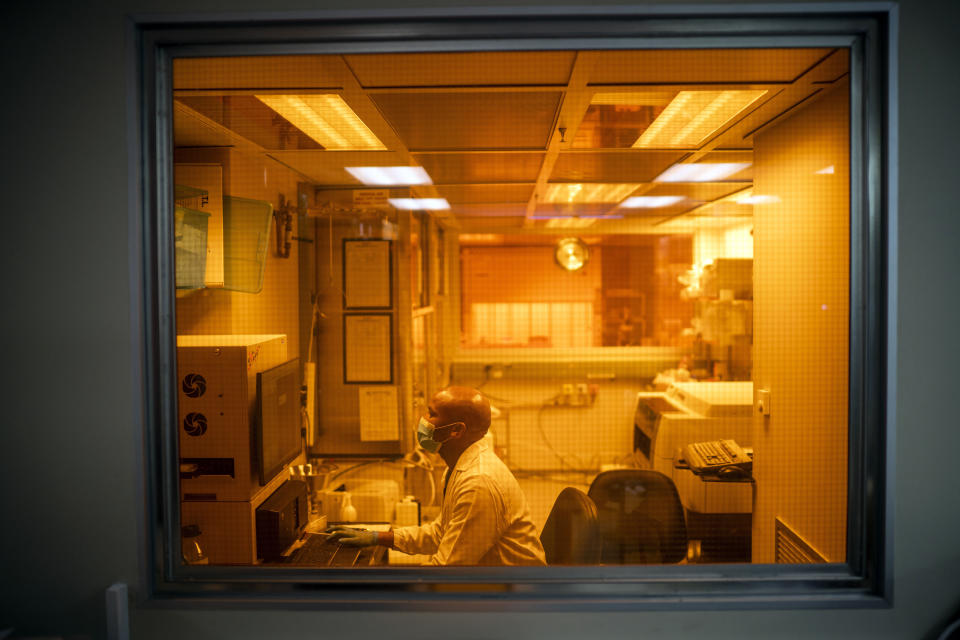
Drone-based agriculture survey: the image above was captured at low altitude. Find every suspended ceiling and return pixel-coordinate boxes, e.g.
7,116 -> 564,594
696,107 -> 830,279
172,48 -> 849,233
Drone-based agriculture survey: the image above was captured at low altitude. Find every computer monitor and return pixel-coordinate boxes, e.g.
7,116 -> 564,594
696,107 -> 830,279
256,358 -> 302,486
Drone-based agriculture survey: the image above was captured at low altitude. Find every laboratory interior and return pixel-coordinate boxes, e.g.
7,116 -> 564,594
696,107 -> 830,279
171,47 -> 850,568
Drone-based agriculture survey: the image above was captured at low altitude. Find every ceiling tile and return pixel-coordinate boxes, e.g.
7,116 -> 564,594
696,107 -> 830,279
267,150 -> 411,184
346,52 -> 576,87
174,56 -> 346,90
550,151 -> 685,183
436,184 -> 533,205
414,152 -> 544,184
370,92 -> 561,150
645,183 -> 748,201
533,203 -> 619,217
173,104 -> 235,147
452,204 -> 529,218
176,96 -> 323,150
590,49 -> 832,85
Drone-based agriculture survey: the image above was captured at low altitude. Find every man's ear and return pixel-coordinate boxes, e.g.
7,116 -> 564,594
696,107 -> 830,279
449,422 -> 467,438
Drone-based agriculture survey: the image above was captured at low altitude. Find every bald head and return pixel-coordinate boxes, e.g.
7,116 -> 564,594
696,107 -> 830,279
431,386 -> 491,436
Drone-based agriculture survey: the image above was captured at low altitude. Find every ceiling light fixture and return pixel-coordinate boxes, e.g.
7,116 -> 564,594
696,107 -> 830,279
554,237 -> 590,271
345,166 -> 432,186
633,90 -> 767,149
654,162 -> 752,183
544,183 -> 641,204
254,94 -> 387,151
388,198 -> 450,211
620,195 -> 686,208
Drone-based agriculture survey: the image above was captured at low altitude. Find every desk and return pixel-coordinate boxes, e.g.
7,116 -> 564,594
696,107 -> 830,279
673,469 -> 753,563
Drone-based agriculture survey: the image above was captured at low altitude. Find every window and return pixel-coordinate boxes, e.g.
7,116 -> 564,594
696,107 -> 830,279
135,6 -> 893,606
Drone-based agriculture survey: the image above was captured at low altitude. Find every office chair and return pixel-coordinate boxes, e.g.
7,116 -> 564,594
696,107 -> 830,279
587,469 -> 696,564
540,487 -> 602,565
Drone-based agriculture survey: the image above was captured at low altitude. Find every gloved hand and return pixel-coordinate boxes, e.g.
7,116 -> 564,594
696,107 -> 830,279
326,525 -> 379,547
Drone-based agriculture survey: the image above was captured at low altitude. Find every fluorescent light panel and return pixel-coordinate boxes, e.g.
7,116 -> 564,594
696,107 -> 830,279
544,183 -> 641,204
633,90 -> 767,149
655,163 -> 752,183
620,195 -> 685,208
388,198 -> 449,211
255,94 -> 386,151
346,166 -> 432,186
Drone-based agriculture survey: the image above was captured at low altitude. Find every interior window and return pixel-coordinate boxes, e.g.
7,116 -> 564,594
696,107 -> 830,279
171,47 -> 850,569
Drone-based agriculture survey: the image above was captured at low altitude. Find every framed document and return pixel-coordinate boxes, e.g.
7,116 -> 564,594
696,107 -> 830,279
343,313 -> 393,384
343,239 -> 392,309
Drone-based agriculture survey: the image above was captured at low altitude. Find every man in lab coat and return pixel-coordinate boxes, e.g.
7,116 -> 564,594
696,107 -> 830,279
328,386 -> 547,566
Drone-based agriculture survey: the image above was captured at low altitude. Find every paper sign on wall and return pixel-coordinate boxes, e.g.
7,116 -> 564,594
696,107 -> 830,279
358,386 -> 399,442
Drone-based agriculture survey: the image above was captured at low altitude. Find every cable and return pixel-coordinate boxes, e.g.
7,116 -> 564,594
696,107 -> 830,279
535,404 -> 593,471
318,454 -> 438,508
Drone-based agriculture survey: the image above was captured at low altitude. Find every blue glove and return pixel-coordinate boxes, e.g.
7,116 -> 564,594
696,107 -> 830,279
326,525 -> 378,547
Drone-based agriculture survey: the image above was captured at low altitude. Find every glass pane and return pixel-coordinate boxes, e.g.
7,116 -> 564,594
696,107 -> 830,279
170,47 -> 849,569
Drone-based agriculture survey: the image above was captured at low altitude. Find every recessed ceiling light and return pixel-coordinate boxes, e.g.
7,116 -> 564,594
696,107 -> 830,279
654,163 -> 752,183
633,90 -> 768,148
388,198 -> 449,211
345,166 -> 432,186
544,183 -> 641,204
620,195 -> 685,208
254,94 -> 386,150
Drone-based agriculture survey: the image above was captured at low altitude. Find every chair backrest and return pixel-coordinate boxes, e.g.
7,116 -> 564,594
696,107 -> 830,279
540,487 -> 601,565
587,470 -> 688,564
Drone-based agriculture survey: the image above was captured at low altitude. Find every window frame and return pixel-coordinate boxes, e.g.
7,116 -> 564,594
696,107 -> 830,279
130,3 -> 897,609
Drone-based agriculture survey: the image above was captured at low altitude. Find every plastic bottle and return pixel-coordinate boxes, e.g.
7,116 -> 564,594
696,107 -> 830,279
341,493 -> 358,522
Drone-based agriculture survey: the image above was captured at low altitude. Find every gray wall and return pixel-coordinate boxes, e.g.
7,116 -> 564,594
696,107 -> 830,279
1,0 -> 958,638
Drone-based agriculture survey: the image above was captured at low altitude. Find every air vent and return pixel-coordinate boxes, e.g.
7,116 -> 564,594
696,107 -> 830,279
775,517 -> 828,563
181,373 -> 207,398
183,412 -> 208,436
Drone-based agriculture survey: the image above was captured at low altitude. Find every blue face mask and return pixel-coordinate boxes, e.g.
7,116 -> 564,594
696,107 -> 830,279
416,417 -> 461,453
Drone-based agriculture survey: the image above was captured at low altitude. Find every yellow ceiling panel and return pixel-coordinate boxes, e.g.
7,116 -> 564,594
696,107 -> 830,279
370,92 -> 561,150
345,52 -> 576,87
413,152 -> 544,184
550,151 -> 685,183
643,182 -> 749,201
173,103 -> 235,147
590,48 -> 832,84
176,96 -> 323,150
435,184 -> 534,205
173,55 -> 346,90
454,204 -> 530,218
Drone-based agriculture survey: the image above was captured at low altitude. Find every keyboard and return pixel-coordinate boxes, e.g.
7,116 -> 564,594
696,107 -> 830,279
286,532 -> 383,567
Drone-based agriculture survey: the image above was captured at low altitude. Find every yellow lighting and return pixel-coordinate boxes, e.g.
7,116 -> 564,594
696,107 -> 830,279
255,94 -> 387,151
555,237 -> 590,271
544,183 -> 641,204
633,90 -> 767,149
544,217 -> 596,229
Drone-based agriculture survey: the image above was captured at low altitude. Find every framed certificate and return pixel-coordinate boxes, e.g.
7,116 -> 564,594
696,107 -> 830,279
343,313 -> 393,384
343,239 -> 392,309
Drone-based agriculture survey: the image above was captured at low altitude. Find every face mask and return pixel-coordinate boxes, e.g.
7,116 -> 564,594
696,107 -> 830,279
416,416 -> 460,453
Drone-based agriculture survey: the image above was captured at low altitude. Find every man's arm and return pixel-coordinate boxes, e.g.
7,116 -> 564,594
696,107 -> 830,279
428,478 -> 500,565
390,517 -> 443,556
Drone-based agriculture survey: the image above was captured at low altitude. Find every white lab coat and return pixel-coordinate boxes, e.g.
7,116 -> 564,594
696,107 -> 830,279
392,439 -> 547,566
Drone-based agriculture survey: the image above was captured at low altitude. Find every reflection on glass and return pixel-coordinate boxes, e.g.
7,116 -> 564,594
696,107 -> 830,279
169,47 -> 850,569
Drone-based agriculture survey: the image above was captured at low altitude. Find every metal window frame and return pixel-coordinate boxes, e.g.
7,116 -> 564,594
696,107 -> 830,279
128,2 -> 897,610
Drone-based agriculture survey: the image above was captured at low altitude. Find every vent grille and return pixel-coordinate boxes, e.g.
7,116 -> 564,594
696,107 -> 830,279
775,517 -> 828,563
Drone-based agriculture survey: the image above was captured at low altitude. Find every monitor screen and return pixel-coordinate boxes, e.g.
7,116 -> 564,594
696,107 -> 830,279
256,358 -> 302,486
